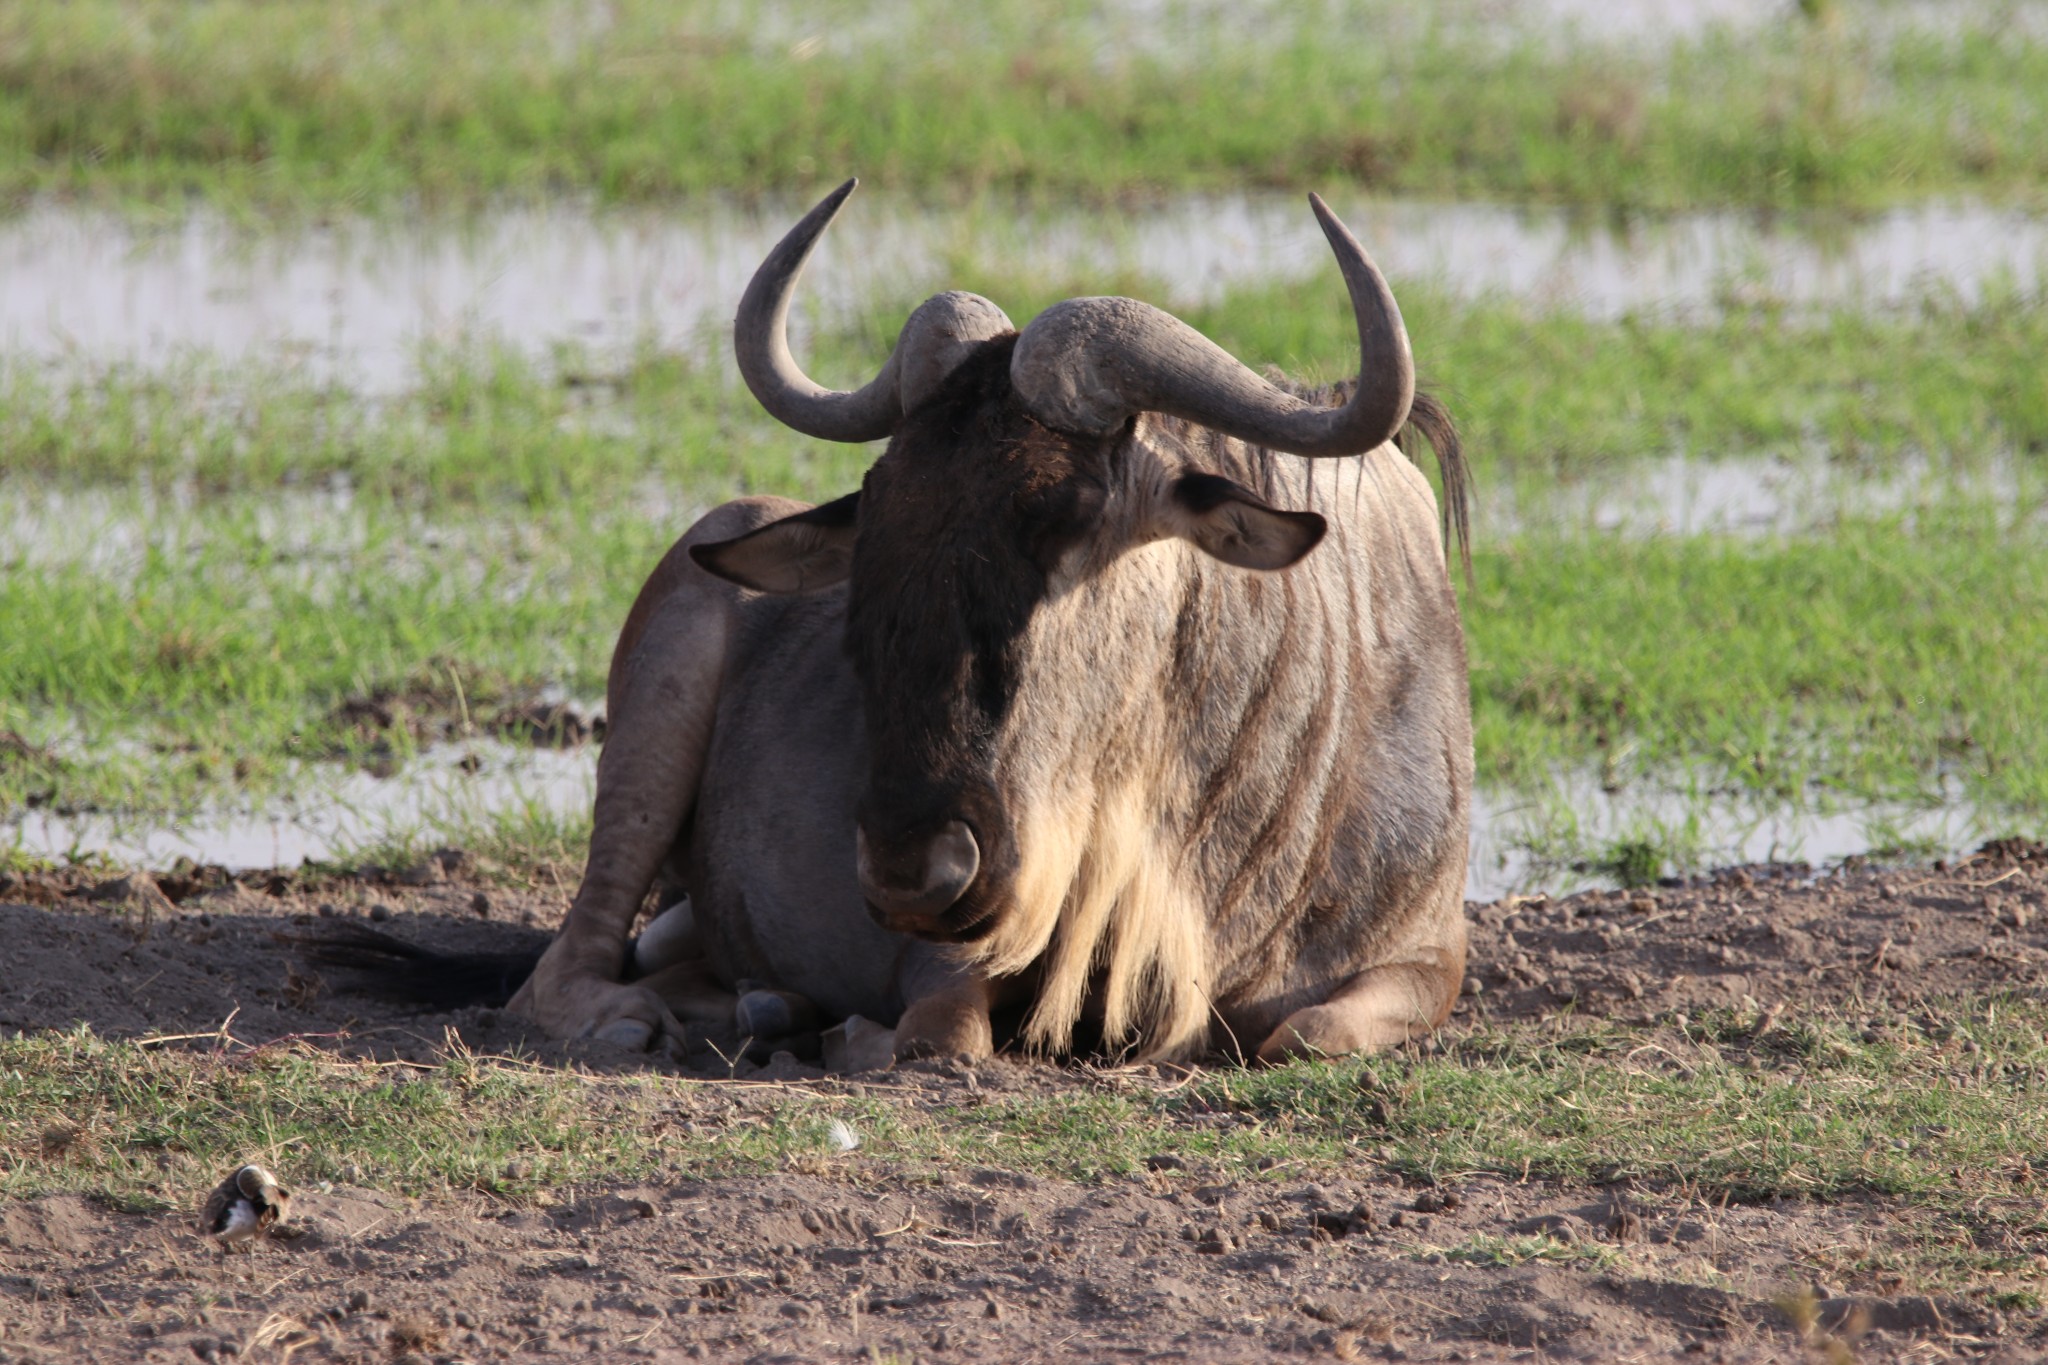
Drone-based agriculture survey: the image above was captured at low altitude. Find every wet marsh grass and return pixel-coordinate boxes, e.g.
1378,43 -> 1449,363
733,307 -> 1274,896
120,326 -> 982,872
3,997 -> 2044,1298
5,488 -> 2045,825
7,278 -> 2048,499
3,0 -> 2048,210
3,280 -> 2045,848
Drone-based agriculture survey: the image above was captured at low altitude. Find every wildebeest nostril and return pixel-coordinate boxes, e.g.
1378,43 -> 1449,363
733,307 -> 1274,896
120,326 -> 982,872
856,821 -> 980,922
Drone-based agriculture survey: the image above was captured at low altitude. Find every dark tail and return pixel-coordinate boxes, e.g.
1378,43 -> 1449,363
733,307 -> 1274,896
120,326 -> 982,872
292,922 -> 546,1011
1394,388 -> 1472,583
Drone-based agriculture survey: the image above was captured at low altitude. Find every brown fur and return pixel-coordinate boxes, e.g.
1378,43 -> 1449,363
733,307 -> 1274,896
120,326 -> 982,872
512,323 -> 1472,1069
831,345 -> 1473,1059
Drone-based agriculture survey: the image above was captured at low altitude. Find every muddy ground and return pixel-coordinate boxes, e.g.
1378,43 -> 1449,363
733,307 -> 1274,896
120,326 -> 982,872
2,842 -> 2046,1363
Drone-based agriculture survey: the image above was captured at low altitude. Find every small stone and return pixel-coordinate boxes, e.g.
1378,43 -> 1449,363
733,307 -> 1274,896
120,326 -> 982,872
470,890 -> 492,916
397,857 -> 446,886
1460,976 -> 1483,996
369,903 -> 392,922
1143,1154 -> 1185,1173
453,1312 -> 475,1329
347,1290 -> 370,1313
983,1299 -> 1003,1320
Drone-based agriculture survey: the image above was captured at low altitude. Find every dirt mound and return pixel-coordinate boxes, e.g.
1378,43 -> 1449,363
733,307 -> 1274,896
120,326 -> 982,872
1464,843 -> 2048,1026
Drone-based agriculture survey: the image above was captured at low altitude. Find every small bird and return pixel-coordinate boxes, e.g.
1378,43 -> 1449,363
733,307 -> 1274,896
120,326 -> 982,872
198,1164 -> 290,1251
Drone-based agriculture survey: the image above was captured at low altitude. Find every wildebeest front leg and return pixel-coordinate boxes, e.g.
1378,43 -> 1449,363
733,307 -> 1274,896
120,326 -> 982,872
1254,946 -> 1464,1063
509,498 -> 806,1056
892,943 -> 996,1062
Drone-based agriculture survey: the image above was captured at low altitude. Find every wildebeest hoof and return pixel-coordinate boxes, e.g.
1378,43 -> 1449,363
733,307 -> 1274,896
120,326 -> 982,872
594,1018 -> 655,1049
822,1014 -> 898,1074
734,989 -> 818,1039
629,899 -> 696,977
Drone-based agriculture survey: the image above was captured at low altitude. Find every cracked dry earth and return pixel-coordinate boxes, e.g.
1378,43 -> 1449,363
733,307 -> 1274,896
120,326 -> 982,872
3,840 -> 2046,1363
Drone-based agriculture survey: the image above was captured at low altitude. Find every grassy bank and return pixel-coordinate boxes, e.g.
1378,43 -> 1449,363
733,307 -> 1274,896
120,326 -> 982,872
2,1 -> 2046,210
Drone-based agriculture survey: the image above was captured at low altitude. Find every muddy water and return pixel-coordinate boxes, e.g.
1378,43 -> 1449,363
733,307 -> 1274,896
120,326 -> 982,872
3,740 -> 1994,903
725,0 -> 2041,62
1494,448 -> 2037,539
3,448 -> 2029,589
1468,771 -> 1994,901
3,197 -> 2042,391
6,743 -> 594,875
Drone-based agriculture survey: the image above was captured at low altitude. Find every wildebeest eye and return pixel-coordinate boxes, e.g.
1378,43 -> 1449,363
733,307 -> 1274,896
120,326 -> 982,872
1018,478 -> 1106,572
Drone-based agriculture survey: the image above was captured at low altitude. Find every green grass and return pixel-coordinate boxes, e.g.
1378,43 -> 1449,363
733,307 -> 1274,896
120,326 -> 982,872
4,999 -> 2044,1298
1468,503 -> 2048,814
4,488 -> 2045,825
2,0 -> 2046,210
2,282 -> 2046,842
7,279 -> 2047,499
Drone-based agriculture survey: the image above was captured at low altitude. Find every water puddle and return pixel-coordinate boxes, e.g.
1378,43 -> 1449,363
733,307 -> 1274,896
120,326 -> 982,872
1469,770 -> 1996,902
720,0 -> 2040,62
2,196 -> 2042,391
1492,448 -> 2037,539
6,444 -> 2030,589
3,742 -> 1995,905
6,743 -> 594,875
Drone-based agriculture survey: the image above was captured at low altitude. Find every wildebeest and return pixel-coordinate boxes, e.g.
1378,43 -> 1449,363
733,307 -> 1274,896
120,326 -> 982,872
507,180 -> 1473,1065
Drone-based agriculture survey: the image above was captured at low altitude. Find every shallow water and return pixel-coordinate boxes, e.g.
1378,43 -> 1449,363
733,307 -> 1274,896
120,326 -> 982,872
2,196 -> 2042,391
4,444 -> 2028,588
2,739 -> 1994,904
1493,448 -> 2036,539
6,742 -> 595,875
1468,771 -> 1994,902
719,0 -> 2043,62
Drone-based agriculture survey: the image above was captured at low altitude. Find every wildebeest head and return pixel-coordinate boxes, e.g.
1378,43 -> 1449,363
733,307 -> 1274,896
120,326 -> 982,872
693,180 -> 1418,1021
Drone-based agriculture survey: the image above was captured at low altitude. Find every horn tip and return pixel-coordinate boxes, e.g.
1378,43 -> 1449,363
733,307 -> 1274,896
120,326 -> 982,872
818,177 -> 859,214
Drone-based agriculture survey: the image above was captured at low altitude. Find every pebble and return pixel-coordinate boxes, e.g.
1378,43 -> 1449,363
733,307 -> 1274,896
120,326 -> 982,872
369,903 -> 392,922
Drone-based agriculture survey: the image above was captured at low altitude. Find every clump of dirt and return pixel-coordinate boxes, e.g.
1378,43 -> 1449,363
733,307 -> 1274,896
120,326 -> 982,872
323,672 -> 603,769
0,728 -> 66,809
1462,840 -> 2048,1025
2,842 -> 2046,1361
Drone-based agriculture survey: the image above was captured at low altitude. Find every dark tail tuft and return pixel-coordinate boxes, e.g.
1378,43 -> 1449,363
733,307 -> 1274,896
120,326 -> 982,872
292,923 -> 545,1011
1394,388 -> 1472,584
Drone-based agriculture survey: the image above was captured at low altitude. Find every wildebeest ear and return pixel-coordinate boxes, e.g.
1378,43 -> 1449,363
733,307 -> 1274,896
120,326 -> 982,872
1166,473 -> 1327,571
689,492 -> 859,593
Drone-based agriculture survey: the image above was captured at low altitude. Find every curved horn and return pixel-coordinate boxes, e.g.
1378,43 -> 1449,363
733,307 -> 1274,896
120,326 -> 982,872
1009,193 -> 1414,457
735,179 -> 1015,441
734,178 -> 902,443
